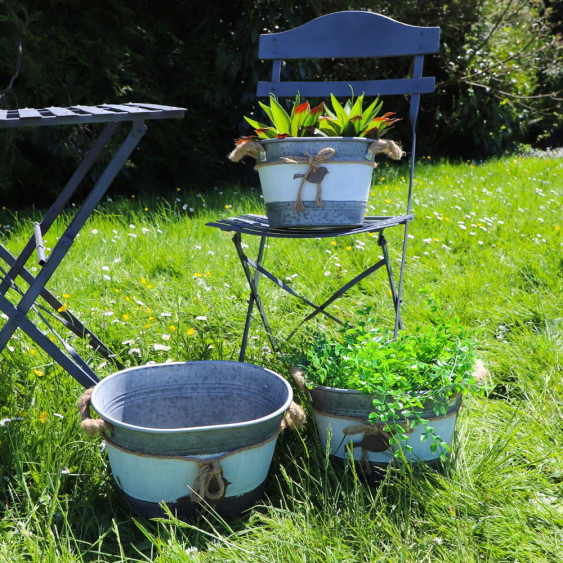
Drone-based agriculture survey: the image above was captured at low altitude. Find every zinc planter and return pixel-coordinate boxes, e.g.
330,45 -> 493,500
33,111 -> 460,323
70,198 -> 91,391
80,361 -> 293,519
255,137 -> 377,229
310,384 -> 462,478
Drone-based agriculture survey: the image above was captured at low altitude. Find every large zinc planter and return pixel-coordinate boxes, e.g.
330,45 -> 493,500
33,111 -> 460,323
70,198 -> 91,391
309,384 -> 462,478
255,137 -> 376,229
79,361 -> 293,518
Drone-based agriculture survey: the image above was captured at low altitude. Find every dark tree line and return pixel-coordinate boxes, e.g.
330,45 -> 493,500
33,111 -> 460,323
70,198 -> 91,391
0,0 -> 561,206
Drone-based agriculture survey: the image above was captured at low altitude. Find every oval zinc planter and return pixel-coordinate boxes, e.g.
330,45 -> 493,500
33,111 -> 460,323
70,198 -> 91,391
79,361 -> 293,519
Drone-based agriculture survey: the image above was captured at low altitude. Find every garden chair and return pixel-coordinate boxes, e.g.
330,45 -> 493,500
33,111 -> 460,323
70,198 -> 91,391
207,11 -> 440,361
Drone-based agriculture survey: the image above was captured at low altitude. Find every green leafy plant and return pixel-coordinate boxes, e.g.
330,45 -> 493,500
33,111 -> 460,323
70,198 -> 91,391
241,92 -> 400,140
318,93 -> 400,138
297,307 -> 487,458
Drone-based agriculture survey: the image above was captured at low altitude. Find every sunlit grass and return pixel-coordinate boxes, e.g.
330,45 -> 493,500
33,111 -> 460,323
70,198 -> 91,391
0,154 -> 561,561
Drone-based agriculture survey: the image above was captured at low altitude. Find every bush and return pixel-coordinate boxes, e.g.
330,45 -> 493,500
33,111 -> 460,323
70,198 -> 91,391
0,0 -> 560,206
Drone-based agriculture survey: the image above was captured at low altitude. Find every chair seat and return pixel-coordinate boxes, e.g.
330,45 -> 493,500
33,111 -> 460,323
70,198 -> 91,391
206,214 -> 414,239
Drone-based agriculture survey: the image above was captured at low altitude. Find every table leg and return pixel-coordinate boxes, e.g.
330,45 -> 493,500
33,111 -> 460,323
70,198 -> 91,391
0,245 -> 123,367
0,120 -> 146,385
0,122 -> 118,294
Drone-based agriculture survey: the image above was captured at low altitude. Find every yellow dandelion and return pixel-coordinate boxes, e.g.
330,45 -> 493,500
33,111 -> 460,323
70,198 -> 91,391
141,277 -> 147,284
147,284 -> 154,289
330,241 -> 337,246
146,307 -> 152,314
346,246 -> 352,251
149,316 -> 155,321
125,296 -> 130,302
194,272 -> 203,278
205,272 -> 211,277
380,177 -> 386,181
144,207 -> 149,211
169,325 -> 176,332
29,348 -> 37,356
123,314 -> 130,321
39,411 -> 48,424
385,198 -> 391,203
433,237 -> 440,242
186,327 -> 196,336
58,303 -> 68,313
176,187 -> 181,192
144,323 -> 152,329
555,225 -> 560,231
34,369 -> 44,377
63,293 -> 70,298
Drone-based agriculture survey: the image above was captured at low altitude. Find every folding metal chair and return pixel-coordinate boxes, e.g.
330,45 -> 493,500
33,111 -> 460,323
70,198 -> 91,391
207,11 -> 440,361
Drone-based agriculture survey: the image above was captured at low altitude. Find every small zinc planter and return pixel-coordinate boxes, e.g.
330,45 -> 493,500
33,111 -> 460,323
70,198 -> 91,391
255,137 -> 377,229
310,384 -> 462,477
79,361 -> 293,519
292,312 -> 487,480
228,93 -> 404,230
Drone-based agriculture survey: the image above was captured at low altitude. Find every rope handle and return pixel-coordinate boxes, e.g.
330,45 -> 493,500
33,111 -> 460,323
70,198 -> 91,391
77,387 -> 112,436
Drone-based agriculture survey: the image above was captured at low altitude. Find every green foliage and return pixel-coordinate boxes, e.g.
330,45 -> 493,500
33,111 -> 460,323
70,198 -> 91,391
298,303 -> 483,456
243,92 -> 400,139
319,93 -> 400,139
0,155 -> 561,560
244,93 -> 324,138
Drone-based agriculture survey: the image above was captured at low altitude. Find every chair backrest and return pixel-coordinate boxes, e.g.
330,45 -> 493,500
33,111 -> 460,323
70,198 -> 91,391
256,11 -> 440,213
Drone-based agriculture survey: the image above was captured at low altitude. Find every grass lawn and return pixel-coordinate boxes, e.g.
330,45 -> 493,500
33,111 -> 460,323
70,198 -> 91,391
0,152 -> 561,561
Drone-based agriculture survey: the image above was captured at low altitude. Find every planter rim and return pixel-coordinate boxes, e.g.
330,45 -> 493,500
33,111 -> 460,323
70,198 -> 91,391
90,360 -> 293,435
259,136 -> 372,145
311,383 -> 462,400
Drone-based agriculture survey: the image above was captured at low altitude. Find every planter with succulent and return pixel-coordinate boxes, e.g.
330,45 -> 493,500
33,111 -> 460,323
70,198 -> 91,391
291,312 -> 489,477
228,93 -> 404,229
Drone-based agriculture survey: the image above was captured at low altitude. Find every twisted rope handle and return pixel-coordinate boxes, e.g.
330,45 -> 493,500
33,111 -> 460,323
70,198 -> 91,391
190,458 -> 228,504
77,387 -> 112,436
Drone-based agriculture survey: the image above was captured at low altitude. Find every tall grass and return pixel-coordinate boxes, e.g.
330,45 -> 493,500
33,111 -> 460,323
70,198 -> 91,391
0,153 -> 561,561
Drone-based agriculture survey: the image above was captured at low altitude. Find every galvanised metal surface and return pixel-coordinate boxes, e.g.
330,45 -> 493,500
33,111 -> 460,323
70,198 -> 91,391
310,385 -> 461,419
90,361 -> 293,455
258,137 -> 375,163
265,200 -> 367,229
311,385 -> 462,464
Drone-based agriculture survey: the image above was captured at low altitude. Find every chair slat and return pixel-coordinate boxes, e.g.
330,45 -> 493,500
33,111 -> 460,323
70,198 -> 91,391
18,108 -> 44,119
257,77 -> 436,98
45,107 -> 79,117
259,11 -> 439,59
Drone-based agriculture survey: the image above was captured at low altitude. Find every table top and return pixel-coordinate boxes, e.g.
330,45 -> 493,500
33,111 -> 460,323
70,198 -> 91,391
0,103 -> 185,129
206,213 -> 414,239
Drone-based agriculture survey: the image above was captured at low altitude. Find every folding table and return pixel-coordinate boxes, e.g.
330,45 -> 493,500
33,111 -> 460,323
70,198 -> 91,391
0,103 -> 185,388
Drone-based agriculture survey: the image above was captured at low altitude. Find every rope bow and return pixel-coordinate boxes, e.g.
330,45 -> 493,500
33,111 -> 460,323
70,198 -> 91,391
281,147 -> 336,211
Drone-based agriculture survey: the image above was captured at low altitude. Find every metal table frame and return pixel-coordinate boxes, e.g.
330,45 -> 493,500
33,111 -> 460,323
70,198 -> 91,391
206,213 -> 413,361
0,103 -> 185,387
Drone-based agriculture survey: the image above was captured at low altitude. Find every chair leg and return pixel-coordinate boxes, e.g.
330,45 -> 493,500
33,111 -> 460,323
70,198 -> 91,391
233,233 -> 278,361
378,232 -> 403,336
